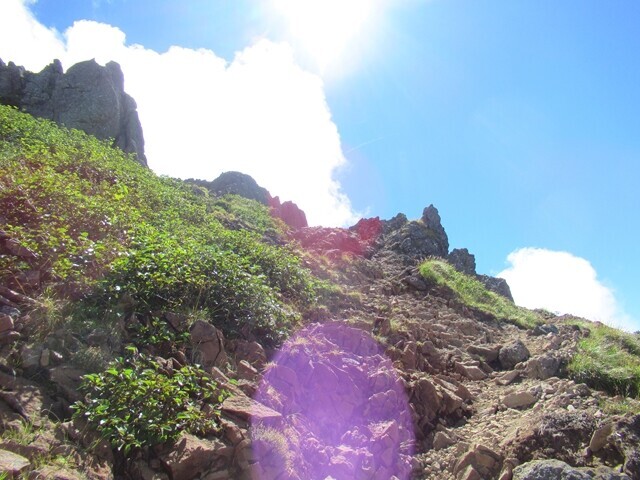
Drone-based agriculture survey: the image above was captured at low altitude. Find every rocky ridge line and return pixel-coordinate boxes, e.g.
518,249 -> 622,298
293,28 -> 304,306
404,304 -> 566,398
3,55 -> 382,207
0,58 -> 147,165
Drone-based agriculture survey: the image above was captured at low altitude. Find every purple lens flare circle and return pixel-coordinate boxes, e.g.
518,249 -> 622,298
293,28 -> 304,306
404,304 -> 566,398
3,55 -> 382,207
250,322 -> 415,479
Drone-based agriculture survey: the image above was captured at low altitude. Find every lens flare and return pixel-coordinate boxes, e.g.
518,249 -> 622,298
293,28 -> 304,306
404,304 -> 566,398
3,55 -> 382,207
250,322 -> 415,479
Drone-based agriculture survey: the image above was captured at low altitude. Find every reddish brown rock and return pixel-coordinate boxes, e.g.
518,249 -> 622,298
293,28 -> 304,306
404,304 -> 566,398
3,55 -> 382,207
220,395 -> 282,423
190,320 -> 227,368
269,195 -> 308,230
157,433 -> 227,480
0,449 -> 30,477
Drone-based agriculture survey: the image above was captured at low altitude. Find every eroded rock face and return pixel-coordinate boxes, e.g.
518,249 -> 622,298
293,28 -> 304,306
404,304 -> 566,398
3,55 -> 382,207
478,274 -> 514,301
0,58 -> 146,165
448,248 -> 476,276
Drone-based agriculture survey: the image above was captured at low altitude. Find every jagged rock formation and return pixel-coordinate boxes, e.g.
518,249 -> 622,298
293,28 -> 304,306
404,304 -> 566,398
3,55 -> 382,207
381,205 -> 450,262
448,248 -> 477,276
0,58 -> 146,165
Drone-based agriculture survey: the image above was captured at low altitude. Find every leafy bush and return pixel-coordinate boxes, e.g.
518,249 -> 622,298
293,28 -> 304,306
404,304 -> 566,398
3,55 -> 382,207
210,193 -> 284,236
73,347 -> 224,453
419,258 -> 540,328
567,320 -> 640,398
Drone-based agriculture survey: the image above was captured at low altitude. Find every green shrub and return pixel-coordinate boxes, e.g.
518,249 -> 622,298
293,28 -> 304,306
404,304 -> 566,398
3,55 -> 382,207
73,347 -> 224,454
567,320 -> 640,398
0,105 -> 318,346
419,258 -> 540,328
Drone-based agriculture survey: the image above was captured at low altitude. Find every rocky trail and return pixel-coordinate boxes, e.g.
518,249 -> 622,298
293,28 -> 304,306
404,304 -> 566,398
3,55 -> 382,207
1,204 -> 639,479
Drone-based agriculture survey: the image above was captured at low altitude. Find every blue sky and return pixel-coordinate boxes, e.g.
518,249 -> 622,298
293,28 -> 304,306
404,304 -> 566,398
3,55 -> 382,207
1,0 -> 639,331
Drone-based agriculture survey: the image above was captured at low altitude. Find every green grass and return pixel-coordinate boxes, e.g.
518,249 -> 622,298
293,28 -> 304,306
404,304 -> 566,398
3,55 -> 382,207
567,319 -> 640,398
0,105 -> 319,346
419,258 -> 541,328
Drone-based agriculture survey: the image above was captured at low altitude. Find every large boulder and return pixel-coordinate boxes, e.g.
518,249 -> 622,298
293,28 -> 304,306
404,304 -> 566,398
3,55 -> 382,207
0,58 -> 146,165
513,459 -> 630,480
499,340 -> 530,370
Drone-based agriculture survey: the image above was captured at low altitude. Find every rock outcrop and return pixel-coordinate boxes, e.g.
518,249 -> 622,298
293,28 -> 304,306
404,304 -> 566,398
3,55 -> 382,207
381,205 -> 449,262
0,58 -> 147,166
269,196 -> 308,229
448,248 -> 476,276
478,274 -> 514,302
193,171 -> 270,205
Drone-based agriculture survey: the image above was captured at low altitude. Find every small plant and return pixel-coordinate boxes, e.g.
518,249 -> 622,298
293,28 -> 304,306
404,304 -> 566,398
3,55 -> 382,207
128,315 -> 189,350
599,396 -> 640,415
251,425 -> 299,475
567,320 -> 640,398
419,258 -> 541,328
73,347 -> 225,454
0,417 -> 40,445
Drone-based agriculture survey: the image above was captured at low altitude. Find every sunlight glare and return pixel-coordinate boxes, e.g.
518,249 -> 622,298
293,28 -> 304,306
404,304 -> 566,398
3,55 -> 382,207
273,0 -> 375,73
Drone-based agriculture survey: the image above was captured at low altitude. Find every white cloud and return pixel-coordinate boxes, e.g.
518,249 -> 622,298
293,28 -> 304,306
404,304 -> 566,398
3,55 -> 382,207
0,0 -> 359,226
498,248 -> 638,332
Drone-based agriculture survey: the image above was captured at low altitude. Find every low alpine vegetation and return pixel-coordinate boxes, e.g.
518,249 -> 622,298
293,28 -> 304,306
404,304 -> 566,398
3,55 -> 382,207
73,347 -> 225,454
419,258 -> 540,328
567,319 -> 640,398
0,105 -> 318,346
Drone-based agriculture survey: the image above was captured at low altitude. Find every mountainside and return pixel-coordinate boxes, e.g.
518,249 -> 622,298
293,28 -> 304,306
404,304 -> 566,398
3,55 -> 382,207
0,59 -> 146,166
1,102 -> 639,480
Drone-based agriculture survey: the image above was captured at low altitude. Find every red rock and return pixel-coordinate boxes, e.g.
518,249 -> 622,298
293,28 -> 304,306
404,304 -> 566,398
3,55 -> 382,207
351,217 -> 383,242
269,195 -> 308,229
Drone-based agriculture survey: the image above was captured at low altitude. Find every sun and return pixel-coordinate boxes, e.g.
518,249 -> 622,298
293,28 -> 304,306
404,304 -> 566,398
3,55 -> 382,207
272,0 -> 377,74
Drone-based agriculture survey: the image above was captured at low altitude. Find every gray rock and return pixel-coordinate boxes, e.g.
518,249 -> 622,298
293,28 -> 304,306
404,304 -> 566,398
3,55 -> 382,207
189,171 -> 270,205
499,340 -> 531,370
524,354 -> 562,380
448,248 -> 476,275
502,391 -> 537,409
421,205 -> 449,254
513,459 -> 630,480
478,274 -> 514,301
0,58 -> 147,165
381,213 -> 408,235
383,210 -> 449,262
533,324 -> 560,336
433,431 -> 455,450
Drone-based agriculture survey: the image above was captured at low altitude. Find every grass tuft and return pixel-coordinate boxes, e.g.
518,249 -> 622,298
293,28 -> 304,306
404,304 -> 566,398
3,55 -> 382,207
419,258 -> 541,328
567,319 -> 640,398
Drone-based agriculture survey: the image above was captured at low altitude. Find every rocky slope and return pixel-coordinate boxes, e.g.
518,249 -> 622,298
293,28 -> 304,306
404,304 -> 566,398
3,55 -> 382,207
2,191 -> 638,479
1,87 -> 639,479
